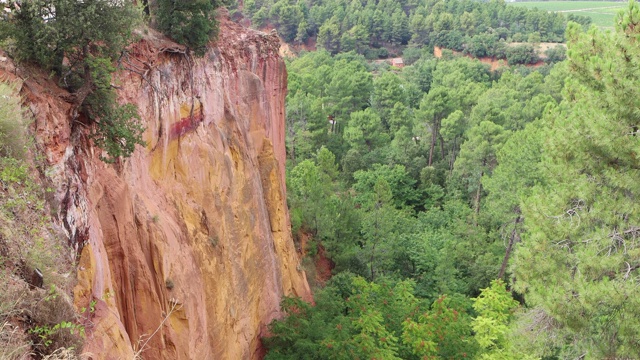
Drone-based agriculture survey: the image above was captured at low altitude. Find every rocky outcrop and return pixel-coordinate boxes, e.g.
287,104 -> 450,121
1,16 -> 310,359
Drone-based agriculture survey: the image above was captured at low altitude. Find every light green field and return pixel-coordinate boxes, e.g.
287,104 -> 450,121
509,1 -> 627,28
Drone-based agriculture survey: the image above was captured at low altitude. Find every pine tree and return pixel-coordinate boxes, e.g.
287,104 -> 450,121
513,3 -> 640,357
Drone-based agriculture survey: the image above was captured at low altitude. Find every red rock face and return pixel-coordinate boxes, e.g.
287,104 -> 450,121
2,18 -> 310,360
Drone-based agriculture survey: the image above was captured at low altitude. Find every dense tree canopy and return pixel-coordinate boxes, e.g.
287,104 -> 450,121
2,0 -> 637,357
269,1 -> 640,358
234,0 -> 588,59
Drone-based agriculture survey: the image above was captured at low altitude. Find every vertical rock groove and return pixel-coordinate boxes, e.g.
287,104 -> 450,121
1,17 -> 310,359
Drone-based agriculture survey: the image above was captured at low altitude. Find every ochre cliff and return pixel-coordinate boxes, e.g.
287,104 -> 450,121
0,17 -> 310,359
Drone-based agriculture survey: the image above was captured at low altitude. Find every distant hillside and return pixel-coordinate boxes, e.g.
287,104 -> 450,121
229,0 -> 589,58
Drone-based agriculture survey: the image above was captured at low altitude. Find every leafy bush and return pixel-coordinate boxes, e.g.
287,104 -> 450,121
363,47 -> 389,60
471,280 -> 520,358
82,56 -> 145,163
465,33 -> 499,58
544,45 -> 567,64
3,0 -> 144,162
6,0 -> 141,74
29,286 -> 84,357
156,0 -> 223,56
567,13 -> 593,29
506,44 -> 539,65
401,47 -> 425,66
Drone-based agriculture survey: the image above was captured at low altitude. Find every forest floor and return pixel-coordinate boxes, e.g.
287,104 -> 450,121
297,232 -> 334,289
433,45 -> 559,70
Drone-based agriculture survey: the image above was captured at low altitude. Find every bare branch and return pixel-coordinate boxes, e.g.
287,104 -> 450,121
132,299 -> 183,359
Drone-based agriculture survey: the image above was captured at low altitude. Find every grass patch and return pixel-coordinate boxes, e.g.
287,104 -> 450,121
512,1 -> 624,11
0,83 -> 27,159
509,1 -> 626,28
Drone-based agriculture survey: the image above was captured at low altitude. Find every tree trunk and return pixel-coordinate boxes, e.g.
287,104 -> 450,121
370,208 -> 380,281
370,242 -> 376,281
428,116 -> 438,166
449,137 -> 456,175
290,137 -> 296,163
498,216 -> 522,279
142,0 -> 150,16
70,45 -> 94,120
474,171 -> 484,223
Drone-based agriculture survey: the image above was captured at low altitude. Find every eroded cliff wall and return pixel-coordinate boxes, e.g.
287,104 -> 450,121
1,18 -> 310,359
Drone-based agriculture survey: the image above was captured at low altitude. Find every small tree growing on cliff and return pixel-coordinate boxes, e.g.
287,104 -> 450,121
2,0 -> 145,162
155,0 -> 223,56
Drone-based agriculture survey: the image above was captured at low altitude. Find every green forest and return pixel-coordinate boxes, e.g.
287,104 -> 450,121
232,0 -> 587,62
0,0 -> 638,358
259,0 -> 640,359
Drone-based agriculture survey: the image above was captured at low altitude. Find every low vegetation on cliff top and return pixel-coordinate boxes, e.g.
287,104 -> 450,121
156,0 -> 226,56
0,0 -> 223,163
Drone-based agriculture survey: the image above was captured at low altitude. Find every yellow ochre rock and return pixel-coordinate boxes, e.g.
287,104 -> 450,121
3,16 -> 310,360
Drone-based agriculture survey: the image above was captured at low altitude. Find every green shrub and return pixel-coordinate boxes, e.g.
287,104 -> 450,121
156,0 -> 223,56
0,157 -> 28,185
506,44 -> 539,65
3,0 -> 145,162
29,285 -> 84,357
401,47 -> 425,66
5,0 -> 141,73
81,55 -> 145,163
364,47 -> 389,60
544,45 -> 567,64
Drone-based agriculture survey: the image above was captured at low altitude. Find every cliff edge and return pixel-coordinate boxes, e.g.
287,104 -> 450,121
0,16 -> 310,359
